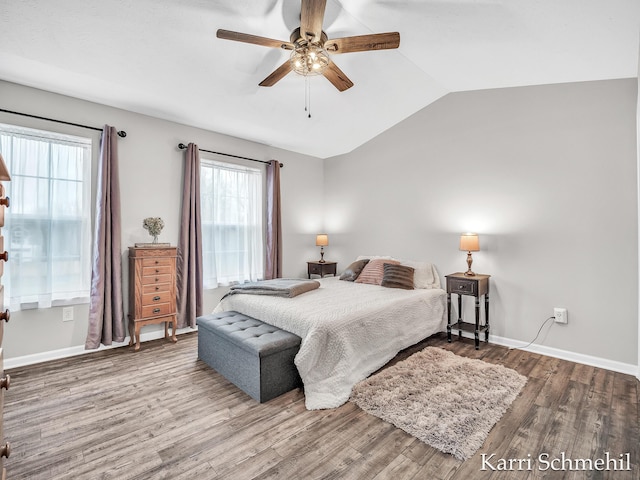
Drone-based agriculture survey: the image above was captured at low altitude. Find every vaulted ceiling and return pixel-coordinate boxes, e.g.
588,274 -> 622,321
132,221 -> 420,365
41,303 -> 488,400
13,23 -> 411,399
1,0 -> 638,158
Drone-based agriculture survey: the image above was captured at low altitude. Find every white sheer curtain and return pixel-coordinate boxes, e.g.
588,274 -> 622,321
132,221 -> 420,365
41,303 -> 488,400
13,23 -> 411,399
0,123 -> 92,310
200,159 -> 263,288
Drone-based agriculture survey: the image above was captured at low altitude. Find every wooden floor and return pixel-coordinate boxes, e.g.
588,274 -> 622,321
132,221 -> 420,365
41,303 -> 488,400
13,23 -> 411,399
3,332 -> 639,480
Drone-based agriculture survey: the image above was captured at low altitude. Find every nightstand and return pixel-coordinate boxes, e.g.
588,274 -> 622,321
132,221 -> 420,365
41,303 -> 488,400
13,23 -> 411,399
446,272 -> 490,350
307,261 -> 337,279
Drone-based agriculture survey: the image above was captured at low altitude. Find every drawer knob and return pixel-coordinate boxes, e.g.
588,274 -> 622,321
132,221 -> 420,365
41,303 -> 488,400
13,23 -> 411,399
153,296 -> 161,301
155,260 -> 159,264
156,269 -> 160,273
155,278 -> 159,282
0,374 -> 9,390
0,442 -> 10,458
155,286 -> 159,291
153,308 -> 161,314
0,309 -> 9,323
0,251 -> 8,262
0,196 -> 9,208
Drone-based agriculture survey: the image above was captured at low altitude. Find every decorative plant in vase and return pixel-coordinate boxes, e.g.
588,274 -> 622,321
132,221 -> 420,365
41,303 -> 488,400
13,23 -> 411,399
143,217 -> 164,244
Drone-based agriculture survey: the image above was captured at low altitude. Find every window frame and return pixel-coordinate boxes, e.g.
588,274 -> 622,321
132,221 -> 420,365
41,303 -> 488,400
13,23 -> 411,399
199,157 -> 265,289
0,122 -> 94,311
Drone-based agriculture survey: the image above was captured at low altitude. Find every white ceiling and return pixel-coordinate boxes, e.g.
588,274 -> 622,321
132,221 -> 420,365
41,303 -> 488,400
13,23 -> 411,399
0,0 -> 638,159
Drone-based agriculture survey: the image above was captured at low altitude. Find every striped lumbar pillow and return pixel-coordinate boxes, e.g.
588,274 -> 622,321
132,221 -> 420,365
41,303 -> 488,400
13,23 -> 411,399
381,263 -> 415,290
355,259 -> 400,285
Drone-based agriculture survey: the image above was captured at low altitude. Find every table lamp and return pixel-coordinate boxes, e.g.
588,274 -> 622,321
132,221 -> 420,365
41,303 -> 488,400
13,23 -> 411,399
316,234 -> 328,263
459,233 -> 479,276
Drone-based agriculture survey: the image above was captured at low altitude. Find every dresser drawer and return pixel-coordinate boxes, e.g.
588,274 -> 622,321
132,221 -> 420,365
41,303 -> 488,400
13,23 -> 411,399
0,237 -> 5,278
0,347 -> 4,473
142,282 -> 171,295
142,265 -> 173,276
142,257 -> 173,267
142,273 -> 172,285
142,291 -> 172,306
448,278 -> 476,295
0,286 -> 4,347
142,302 -> 173,318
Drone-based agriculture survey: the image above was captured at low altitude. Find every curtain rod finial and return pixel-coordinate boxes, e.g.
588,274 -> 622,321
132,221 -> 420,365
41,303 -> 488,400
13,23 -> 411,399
117,131 -> 127,138
178,143 -> 187,150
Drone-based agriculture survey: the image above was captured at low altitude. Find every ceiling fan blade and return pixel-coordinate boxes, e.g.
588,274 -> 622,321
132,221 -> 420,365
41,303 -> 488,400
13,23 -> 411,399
322,61 -> 354,92
325,32 -> 400,54
300,0 -> 327,42
217,29 -> 293,50
259,61 -> 293,87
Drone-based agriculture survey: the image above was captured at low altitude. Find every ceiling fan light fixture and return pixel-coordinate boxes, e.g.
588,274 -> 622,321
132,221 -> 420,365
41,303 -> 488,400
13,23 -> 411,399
290,44 -> 329,76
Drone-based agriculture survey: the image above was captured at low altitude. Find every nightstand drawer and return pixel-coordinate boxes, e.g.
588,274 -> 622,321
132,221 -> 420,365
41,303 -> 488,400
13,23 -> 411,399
308,264 -> 322,275
448,278 -> 476,295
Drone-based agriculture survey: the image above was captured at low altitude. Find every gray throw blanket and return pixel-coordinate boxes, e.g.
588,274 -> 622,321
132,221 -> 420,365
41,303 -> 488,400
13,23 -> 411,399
222,278 -> 320,299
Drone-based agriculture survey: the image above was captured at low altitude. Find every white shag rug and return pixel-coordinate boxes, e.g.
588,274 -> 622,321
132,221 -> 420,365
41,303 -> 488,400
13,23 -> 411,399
349,347 -> 527,460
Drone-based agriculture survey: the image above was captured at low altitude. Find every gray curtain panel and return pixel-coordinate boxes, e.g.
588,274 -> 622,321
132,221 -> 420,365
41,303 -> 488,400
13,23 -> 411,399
265,159 -> 282,279
177,143 -> 203,328
85,125 -> 125,349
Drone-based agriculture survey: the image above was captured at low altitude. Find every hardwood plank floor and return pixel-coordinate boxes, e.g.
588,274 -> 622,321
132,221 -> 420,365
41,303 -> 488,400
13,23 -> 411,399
3,332 -> 638,480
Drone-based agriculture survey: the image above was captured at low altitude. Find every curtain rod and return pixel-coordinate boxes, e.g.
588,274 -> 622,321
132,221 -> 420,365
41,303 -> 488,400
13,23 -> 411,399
0,108 -> 127,137
178,143 -> 283,168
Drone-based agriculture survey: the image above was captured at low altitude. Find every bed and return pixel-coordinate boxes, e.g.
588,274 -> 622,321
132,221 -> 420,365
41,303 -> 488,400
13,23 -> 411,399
213,271 -> 447,410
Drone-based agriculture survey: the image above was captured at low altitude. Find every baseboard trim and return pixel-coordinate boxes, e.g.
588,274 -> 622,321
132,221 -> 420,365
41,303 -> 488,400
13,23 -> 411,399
5,326 -> 198,370
451,329 -> 638,377
7,327 -> 639,378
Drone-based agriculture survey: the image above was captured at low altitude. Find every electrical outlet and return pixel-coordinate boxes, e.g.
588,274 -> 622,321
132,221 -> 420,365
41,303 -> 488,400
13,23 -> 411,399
554,307 -> 567,324
62,306 -> 74,322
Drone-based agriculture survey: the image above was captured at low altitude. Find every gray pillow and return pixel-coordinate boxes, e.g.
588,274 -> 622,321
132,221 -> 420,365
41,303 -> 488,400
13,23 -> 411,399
381,263 -> 415,290
339,259 -> 370,281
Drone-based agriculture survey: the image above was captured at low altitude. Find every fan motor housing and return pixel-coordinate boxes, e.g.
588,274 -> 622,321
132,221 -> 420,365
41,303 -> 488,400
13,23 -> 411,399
290,27 -> 328,48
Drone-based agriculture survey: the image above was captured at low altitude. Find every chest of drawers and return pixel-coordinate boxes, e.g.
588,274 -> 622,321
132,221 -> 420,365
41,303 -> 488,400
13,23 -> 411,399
128,246 -> 178,351
0,155 -> 10,478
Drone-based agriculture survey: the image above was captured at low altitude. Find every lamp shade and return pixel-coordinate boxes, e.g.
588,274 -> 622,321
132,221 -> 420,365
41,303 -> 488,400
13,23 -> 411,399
459,233 -> 479,252
316,234 -> 329,247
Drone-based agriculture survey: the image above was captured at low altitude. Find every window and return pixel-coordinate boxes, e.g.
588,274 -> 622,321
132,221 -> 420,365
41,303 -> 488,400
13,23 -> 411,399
0,123 -> 92,310
200,159 -> 263,288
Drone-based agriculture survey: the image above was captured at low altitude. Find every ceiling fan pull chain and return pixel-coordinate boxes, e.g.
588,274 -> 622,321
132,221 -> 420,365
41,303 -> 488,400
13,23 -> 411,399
304,76 -> 312,119
308,77 -> 312,118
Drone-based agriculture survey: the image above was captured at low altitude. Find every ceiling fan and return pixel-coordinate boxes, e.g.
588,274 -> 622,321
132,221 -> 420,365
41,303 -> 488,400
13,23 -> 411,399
216,0 -> 400,92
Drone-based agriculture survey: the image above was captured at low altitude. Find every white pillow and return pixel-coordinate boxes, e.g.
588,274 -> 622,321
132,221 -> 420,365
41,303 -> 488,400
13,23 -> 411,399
400,260 -> 441,289
356,255 -> 396,261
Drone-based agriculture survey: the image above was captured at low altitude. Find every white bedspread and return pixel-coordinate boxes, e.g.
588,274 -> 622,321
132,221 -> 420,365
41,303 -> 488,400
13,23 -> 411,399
213,277 -> 447,410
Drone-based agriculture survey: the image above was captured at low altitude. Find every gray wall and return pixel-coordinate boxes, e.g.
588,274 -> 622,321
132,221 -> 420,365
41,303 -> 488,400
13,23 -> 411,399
2,78 -> 638,368
0,80 -> 324,360
324,79 -> 638,365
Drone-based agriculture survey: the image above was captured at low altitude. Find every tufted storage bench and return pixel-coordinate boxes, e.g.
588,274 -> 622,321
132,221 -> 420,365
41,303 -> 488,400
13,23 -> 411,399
196,311 -> 302,403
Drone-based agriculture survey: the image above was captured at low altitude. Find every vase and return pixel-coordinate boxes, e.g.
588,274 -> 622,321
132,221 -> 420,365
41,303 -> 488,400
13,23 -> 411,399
152,235 -> 158,244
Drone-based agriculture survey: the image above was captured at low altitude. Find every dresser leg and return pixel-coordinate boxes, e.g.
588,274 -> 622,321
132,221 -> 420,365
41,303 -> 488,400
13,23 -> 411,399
170,317 -> 178,343
128,316 -> 134,347
134,324 -> 141,351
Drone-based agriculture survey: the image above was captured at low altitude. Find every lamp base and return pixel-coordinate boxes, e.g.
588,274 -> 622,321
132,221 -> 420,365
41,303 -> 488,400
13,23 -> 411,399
464,251 -> 475,276
319,246 -> 325,263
